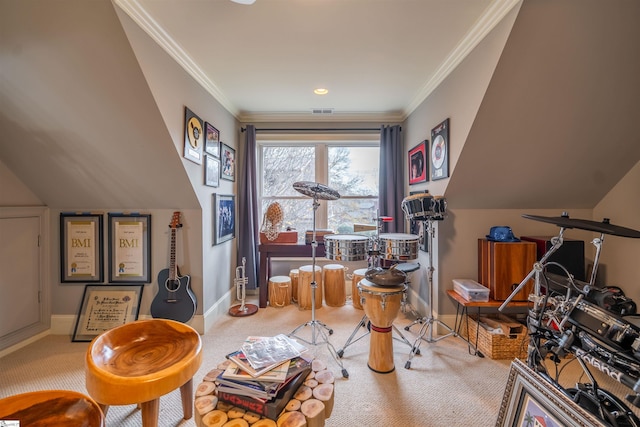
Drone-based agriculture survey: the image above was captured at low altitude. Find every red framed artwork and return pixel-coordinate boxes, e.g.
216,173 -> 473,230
408,140 -> 428,185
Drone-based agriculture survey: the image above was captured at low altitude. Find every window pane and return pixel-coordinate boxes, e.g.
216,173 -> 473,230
262,146 -> 315,197
328,146 -> 379,196
328,198 -> 379,234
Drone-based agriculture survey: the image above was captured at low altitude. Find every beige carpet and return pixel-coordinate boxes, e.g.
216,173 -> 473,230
0,300 -> 516,426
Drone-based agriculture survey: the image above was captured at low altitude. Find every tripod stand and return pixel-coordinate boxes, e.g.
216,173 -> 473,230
405,217 -> 455,369
288,181 -> 349,378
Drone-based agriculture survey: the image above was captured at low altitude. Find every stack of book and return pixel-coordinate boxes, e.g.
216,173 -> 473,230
215,335 -> 312,420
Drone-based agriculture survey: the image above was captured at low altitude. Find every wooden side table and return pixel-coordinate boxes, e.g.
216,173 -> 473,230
446,290 -> 529,357
258,244 -> 325,308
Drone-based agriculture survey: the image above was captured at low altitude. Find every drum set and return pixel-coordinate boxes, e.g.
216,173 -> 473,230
500,212 -> 640,426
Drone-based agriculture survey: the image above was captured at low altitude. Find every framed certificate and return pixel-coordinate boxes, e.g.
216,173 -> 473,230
108,213 -> 151,283
72,284 -> 143,342
60,213 -> 103,283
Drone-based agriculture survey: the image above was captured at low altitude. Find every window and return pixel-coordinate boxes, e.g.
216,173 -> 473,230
258,137 -> 379,243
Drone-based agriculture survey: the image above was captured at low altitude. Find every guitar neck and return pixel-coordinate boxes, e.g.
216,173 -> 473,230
169,227 -> 178,280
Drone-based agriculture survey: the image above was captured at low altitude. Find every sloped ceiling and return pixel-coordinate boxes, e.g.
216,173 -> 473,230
0,0 -> 198,209
446,0 -> 640,209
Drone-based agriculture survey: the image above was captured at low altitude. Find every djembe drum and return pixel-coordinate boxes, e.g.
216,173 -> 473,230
349,268 -> 368,309
323,264 -> 347,307
357,278 -> 407,373
298,264 -> 323,310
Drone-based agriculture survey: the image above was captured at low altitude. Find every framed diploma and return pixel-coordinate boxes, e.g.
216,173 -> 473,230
60,213 -> 104,283
72,284 -> 143,342
108,213 -> 151,283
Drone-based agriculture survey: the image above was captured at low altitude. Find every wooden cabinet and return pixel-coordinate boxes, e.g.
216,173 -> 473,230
478,239 -> 536,301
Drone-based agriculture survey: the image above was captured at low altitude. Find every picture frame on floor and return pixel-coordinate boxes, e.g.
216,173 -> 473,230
72,284 -> 143,342
496,359 -> 604,427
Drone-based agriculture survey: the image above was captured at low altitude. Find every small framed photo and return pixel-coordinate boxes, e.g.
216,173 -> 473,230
204,122 -> 220,157
408,141 -> 428,185
205,155 -> 220,187
72,284 -> 143,342
60,213 -> 103,283
430,118 -> 450,180
183,106 -> 204,164
214,194 -> 235,245
496,359 -> 604,427
221,143 -> 236,181
107,213 -> 151,283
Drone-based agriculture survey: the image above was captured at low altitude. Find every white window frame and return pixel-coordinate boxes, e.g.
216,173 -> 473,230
257,133 -> 380,230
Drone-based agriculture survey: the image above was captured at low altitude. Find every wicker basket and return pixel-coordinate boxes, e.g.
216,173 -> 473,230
460,314 -> 528,359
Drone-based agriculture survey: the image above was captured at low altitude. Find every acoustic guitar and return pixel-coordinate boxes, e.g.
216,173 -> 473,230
150,211 -> 197,323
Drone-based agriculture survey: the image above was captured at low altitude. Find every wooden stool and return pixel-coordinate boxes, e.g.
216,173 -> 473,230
85,319 -> 203,427
323,264 -> 347,307
349,268 -> 367,310
268,275 -> 292,308
298,264 -> 323,310
0,390 -> 105,427
289,268 -> 299,303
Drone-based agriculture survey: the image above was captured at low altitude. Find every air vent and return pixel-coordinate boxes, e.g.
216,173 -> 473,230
311,108 -> 334,115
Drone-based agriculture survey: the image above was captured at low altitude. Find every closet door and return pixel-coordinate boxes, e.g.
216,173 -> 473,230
0,210 -> 47,350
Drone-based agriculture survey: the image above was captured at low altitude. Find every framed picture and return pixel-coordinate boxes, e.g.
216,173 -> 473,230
107,213 -> 151,283
430,118 -> 450,180
184,106 -> 204,164
60,213 -> 103,283
204,121 -> 220,157
221,143 -> 236,181
205,155 -> 220,187
72,284 -> 143,342
214,194 -> 236,245
408,141 -> 428,185
496,359 -> 604,427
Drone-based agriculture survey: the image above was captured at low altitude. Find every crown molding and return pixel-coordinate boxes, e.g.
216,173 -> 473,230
238,110 -> 405,124
114,0 -> 239,117
404,0 -> 522,117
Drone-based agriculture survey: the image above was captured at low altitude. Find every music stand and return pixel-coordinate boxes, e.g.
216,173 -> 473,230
288,181 -> 349,378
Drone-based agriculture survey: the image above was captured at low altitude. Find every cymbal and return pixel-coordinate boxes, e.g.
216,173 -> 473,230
293,181 -> 340,200
522,214 -> 640,238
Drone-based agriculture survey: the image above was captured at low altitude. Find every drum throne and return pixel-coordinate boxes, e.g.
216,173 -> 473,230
85,319 -> 203,427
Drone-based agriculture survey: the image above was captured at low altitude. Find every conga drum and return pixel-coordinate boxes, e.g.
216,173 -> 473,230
268,276 -> 291,308
357,279 -> 406,373
323,264 -> 347,307
289,269 -> 299,303
298,265 -> 323,310
349,268 -> 367,310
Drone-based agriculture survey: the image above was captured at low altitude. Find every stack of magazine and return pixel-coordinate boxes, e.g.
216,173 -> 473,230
216,334 -> 313,420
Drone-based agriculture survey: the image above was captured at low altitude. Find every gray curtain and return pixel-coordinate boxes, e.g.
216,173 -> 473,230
238,125 -> 259,289
379,125 -> 404,233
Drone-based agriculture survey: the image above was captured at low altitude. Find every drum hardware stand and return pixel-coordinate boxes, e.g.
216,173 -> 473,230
337,313 -> 415,358
288,182 -> 348,378
229,257 -> 258,317
405,217 -> 456,369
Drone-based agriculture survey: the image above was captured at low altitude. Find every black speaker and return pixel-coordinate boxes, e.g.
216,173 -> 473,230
520,236 -> 585,281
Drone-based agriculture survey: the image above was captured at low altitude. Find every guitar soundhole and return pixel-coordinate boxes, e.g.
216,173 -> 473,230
165,279 -> 181,301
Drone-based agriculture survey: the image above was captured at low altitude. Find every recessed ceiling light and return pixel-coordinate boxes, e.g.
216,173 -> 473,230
314,88 -> 329,95
230,0 -> 256,4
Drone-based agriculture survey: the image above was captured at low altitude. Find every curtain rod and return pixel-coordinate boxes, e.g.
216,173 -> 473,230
240,127 -> 388,133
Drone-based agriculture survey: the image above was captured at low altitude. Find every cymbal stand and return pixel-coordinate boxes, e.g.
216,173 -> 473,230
289,194 -> 348,378
405,217 -> 455,369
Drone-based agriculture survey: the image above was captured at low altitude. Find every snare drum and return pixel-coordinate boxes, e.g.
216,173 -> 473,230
324,234 -> 370,261
358,278 -> 406,373
379,233 -> 419,261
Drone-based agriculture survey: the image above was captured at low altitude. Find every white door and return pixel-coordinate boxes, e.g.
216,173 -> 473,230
0,213 -> 44,349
